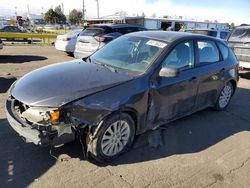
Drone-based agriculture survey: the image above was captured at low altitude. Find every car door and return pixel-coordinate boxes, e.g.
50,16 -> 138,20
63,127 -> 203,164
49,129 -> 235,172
193,40 -> 226,108
150,40 -> 199,126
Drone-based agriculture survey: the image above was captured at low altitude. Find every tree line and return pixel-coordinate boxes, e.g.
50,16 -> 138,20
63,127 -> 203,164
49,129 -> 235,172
44,5 -> 83,25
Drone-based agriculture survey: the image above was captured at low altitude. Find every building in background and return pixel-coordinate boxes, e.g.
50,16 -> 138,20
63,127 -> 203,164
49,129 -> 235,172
87,12 -> 229,31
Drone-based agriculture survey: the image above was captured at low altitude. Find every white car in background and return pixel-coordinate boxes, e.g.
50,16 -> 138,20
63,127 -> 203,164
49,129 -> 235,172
55,29 -> 83,56
0,39 -> 3,50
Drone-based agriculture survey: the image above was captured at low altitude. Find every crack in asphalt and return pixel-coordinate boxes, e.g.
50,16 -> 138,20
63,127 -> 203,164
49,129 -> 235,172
105,167 -> 133,188
204,157 -> 250,188
205,180 -> 218,188
227,157 -> 250,174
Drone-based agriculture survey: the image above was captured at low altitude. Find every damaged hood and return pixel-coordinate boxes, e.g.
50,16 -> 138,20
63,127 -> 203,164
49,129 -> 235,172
11,59 -> 133,107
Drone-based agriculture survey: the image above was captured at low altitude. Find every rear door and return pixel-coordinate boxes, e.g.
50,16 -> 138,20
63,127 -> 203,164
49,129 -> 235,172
194,40 -> 226,108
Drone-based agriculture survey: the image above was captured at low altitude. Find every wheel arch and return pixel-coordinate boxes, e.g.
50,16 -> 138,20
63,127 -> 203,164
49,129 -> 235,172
100,107 -> 139,134
228,79 -> 237,95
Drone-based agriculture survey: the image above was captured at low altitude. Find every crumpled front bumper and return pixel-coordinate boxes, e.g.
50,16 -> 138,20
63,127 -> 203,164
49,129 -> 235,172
5,99 -> 75,146
5,99 -> 51,145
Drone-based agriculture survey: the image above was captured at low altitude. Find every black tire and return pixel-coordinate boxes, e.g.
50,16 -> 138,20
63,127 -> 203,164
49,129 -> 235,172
215,82 -> 234,111
66,52 -> 74,57
87,113 -> 135,162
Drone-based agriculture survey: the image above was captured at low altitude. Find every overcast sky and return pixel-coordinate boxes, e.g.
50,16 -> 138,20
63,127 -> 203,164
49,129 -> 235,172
0,0 -> 249,25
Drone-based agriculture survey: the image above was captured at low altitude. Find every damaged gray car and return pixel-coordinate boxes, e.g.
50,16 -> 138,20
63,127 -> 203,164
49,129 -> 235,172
6,31 -> 238,162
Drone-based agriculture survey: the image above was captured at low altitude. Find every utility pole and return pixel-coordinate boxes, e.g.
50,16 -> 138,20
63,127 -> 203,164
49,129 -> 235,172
61,3 -> 64,14
27,5 -> 30,19
82,0 -> 85,21
15,7 -> 17,19
96,0 -> 99,18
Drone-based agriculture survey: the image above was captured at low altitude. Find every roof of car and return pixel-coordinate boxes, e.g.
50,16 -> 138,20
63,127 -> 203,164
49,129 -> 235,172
235,25 -> 250,29
127,31 -> 222,43
186,28 -> 229,32
90,24 -> 145,28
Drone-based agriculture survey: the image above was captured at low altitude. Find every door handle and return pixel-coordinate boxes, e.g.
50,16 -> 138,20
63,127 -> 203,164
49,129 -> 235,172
220,68 -> 226,73
189,76 -> 197,82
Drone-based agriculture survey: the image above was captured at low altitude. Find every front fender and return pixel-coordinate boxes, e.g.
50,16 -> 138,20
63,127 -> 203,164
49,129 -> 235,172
66,77 -> 150,134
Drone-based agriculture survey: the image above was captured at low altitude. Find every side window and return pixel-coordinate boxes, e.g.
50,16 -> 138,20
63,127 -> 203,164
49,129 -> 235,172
220,31 -> 229,40
115,27 -> 139,34
114,28 -> 126,34
197,40 -> 220,65
162,41 -> 194,71
217,43 -> 229,60
126,27 -> 139,33
209,31 -> 218,37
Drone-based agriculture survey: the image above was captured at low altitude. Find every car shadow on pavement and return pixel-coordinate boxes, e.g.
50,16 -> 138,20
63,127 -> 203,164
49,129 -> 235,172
0,77 -> 17,93
0,118 -> 84,188
239,71 -> 250,80
0,87 -> 249,187
109,87 -> 250,166
0,55 -> 47,64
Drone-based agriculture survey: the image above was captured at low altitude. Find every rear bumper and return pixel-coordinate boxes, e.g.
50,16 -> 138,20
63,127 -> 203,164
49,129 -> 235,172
239,61 -> 250,69
55,42 -> 75,53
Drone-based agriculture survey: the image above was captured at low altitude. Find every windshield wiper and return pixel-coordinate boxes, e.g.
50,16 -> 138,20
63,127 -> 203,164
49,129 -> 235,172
82,56 -> 92,63
93,61 -> 118,73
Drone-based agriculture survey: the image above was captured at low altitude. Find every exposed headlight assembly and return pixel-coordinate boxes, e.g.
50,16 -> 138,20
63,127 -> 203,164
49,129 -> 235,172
21,107 -> 61,125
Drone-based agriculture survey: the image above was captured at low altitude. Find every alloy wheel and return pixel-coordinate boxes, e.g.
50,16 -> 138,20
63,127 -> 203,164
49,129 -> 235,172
219,84 -> 232,109
101,120 -> 131,157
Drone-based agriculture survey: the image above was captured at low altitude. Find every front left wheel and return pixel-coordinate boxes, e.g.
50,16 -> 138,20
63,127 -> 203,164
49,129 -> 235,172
87,113 -> 135,162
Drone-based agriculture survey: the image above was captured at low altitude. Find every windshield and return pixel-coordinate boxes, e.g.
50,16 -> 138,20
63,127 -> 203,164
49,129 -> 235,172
90,36 -> 167,74
228,28 -> 250,42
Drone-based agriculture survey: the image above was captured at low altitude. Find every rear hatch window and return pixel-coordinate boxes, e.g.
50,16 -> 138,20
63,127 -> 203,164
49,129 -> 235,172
79,26 -> 110,36
228,28 -> 250,42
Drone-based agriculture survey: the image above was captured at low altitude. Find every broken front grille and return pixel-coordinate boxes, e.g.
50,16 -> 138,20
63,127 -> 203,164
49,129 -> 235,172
12,99 -> 34,126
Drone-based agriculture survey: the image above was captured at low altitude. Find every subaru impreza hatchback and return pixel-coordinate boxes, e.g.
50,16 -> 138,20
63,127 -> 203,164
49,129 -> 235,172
6,31 -> 238,162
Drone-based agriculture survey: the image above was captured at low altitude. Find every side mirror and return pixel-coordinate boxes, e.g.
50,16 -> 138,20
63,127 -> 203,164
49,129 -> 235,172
159,66 -> 179,78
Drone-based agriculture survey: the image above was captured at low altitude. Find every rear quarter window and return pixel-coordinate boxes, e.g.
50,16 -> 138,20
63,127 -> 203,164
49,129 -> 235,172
217,43 -> 229,60
79,26 -> 110,36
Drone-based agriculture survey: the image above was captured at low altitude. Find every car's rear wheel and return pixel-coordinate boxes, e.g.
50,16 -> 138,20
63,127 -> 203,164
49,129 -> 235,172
87,113 -> 135,162
215,82 -> 234,110
66,52 -> 74,57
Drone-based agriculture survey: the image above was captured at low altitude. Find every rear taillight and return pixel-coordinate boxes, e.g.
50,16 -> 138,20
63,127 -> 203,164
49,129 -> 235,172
62,38 -> 71,41
94,35 -> 106,42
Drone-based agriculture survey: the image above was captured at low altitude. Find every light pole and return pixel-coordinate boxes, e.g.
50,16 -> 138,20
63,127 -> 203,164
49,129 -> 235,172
41,7 -> 44,19
14,7 -> 17,19
96,0 -> 99,18
82,0 -> 85,21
